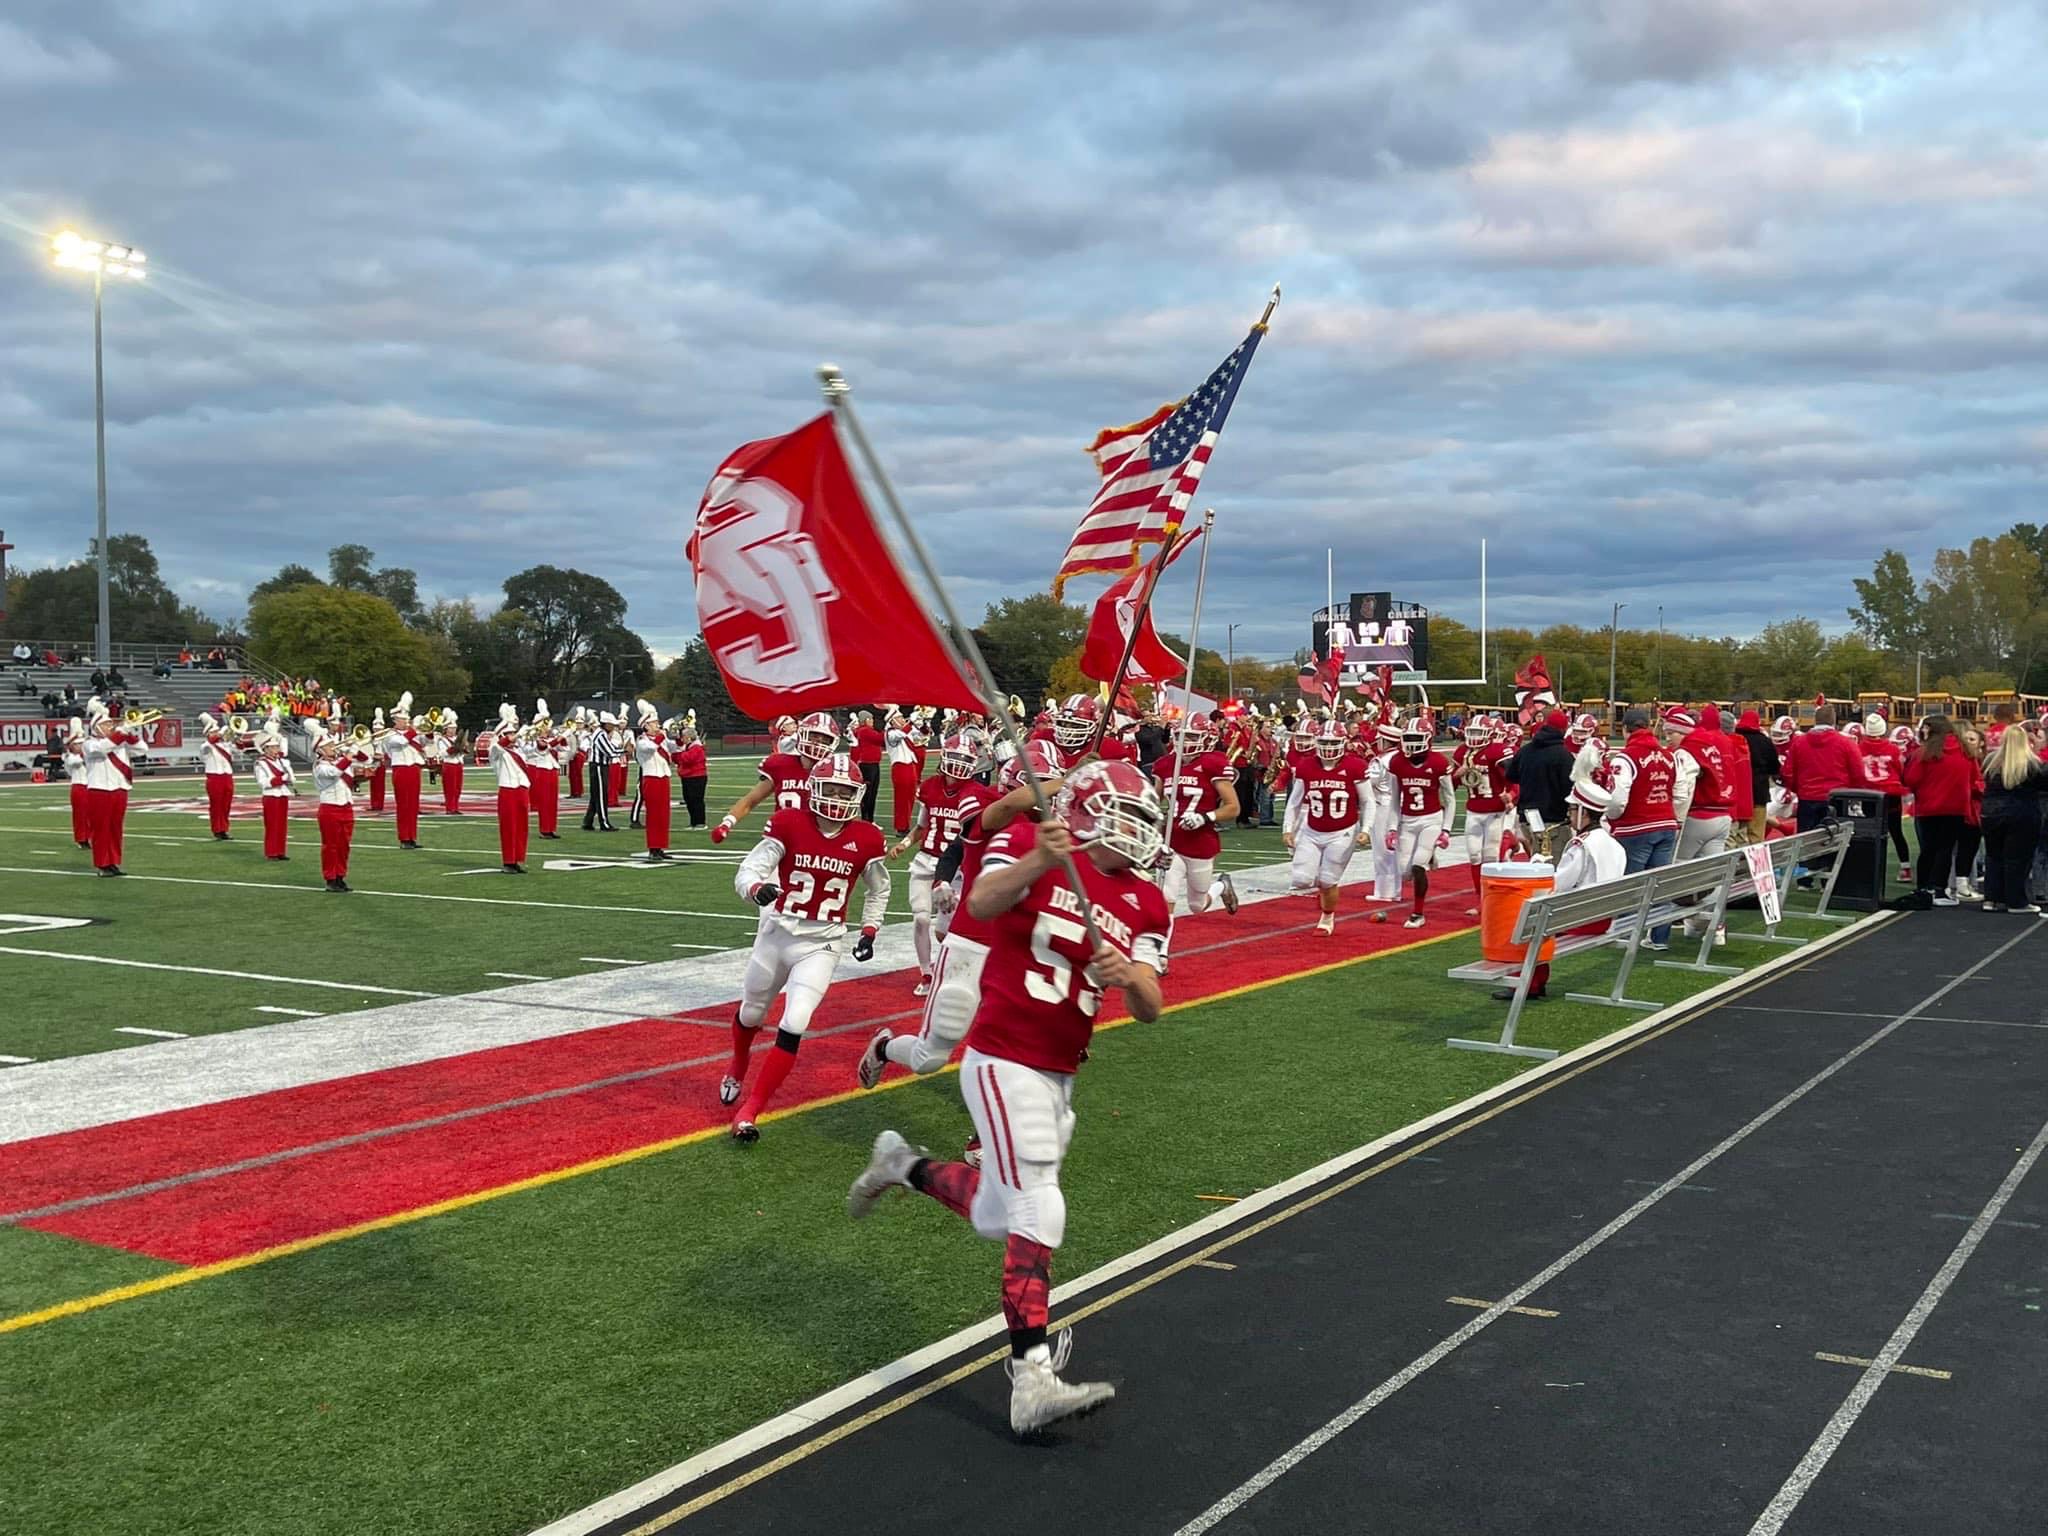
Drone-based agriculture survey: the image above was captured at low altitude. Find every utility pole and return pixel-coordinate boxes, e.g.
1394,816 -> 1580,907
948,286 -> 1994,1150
1608,601 -> 1626,713
1656,604 -> 1664,702
1226,623 -> 1240,699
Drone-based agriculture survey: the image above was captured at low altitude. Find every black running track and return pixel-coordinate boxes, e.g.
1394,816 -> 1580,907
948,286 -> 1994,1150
590,910 -> 2048,1536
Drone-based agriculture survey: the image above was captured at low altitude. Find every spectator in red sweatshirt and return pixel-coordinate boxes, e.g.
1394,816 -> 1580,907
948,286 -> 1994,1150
1903,715 -> 1982,905
1781,704 -> 1864,827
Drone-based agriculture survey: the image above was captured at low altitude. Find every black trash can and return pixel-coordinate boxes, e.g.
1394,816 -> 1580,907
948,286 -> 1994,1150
1826,788 -> 1889,911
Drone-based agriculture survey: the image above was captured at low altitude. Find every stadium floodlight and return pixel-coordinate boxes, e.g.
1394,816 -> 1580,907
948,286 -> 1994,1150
49,229 -> 148,668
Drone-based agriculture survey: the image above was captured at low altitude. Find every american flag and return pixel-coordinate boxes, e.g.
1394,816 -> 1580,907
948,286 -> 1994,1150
1052,325 -> 1265,597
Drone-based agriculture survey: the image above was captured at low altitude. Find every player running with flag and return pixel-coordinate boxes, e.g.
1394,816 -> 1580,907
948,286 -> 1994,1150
849,759 -> 1170,1435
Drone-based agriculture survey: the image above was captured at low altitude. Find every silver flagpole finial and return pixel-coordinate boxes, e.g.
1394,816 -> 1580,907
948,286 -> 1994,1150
817,363 -> 848,398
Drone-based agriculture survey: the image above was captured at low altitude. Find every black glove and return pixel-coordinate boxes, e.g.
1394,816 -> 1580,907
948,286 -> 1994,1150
751,883 -> 780,907
852,929 -> 876,962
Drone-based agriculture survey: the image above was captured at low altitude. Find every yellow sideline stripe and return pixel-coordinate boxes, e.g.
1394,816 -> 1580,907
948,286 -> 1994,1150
0,926 -> 1471,1337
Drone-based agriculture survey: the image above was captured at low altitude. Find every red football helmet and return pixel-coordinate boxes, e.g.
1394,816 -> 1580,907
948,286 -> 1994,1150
1053,693 -> 1103,751
997,736 -> 1063,792
1568,712 -> 1600,748
1315,720 -> 1348,767
1291,721 -> 1317,753
808,752 -> 863,821
1889,724 -> 1915,749
1769,715 -> 1796,745
1178,711 -> 1217,755
1400,718 -> 1430,759
1058,758 -> 1164,868
795,710 -> 839,763
1462,717 -> 1492,749
1843,719 -> 1864,740
939,731 -> 980,780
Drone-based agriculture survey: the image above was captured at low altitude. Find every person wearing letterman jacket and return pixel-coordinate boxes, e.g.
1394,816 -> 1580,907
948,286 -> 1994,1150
723,752 -> 891,1143
383,692 -> 426,849
1603,707 -> 1681,947
1670,705 -> 1734,945
489,702 -> 532,874
82,700 -> 139,876
632,699 -> 676,860
197,711 -> 245,840
309,723 -> 361,892
254,720 -> 296,861
63,717 -> 91,849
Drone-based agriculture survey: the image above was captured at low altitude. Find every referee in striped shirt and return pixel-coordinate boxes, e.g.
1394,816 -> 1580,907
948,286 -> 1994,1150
584,712 -> 619,831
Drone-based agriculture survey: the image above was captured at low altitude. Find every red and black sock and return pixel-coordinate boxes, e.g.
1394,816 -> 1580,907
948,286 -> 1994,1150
1412,867 -> 1429,915
908,1157 -> 978,1220
1002,1233 -> 1053,1357
735,1030 -> 798,1122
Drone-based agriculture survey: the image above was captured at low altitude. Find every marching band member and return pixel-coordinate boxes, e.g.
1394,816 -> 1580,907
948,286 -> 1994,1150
255,715 -> 295,861
82,701 -> 138,876
489,702 -> 531,874
584,711 -> 619,831
383,692 -> 425,849
607,715 -> 629,809
198,710 -> 244,840
725,752 -> 891,1142
524,699 -> 563,840
439,711 -> 465,812
367,707 -> 388,812
885,708 -> 921,835
310,724 -> 362,892
633,699 -> 675,861
63,718 -> 90,849
422,713 -> 446,788
565,707 -> 588,801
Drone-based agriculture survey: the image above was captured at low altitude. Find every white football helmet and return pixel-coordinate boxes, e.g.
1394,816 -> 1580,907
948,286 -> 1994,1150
1315,720 -> 1348,767
939,732 -> 980,780
808,752 -> 863,822
1058,758 -> 1164,869
795,710 -> 839,763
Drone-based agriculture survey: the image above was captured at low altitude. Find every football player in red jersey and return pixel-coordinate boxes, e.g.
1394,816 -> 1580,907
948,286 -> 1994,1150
1157,712 -> 1241,915
849,759 -> 1169,1436
711,710 -> 838,843
887,732 -> 996,995
1027,693 -> 1102,774
724,752 -> 890,1142
1381,718 -> 1456,928
1454,716 -> 1515,912
859,754 -> 1054,1095
1284,722 -> 1374,934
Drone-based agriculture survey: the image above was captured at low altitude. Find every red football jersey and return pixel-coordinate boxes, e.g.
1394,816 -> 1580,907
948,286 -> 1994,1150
1296,753 -> 1370,832
762,807 -> 886,927
966,820 -> 1170,1075
1455,742 -> 1512,813
1387,750 -> 1451,818
1160,748 -> 1233,858
943,807 -> 1003,946
1098,736 -> 1137,764
757,752 -> 811,811
916,776 -> 995,858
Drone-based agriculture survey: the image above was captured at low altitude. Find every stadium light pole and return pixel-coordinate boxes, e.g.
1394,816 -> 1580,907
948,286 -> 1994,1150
1226,623 -> 1241,699
51,230 -> 147,669
1656,604 -> 1664,702
1608,601 -> 1626,711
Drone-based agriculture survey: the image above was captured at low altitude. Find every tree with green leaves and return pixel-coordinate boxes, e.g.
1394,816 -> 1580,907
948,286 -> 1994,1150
648,637 -> 751,735
973,592 -> 1087,704
246,584 -> 469,709
501,565 -> 632,700
1848,549 -> 1924,655
249,564 -> 321,607
1733,618 -> 1825,701
11,534 -> 219,646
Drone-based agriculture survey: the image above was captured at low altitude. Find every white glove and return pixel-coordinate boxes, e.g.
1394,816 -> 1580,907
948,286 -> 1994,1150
1178,811 -> 1206,831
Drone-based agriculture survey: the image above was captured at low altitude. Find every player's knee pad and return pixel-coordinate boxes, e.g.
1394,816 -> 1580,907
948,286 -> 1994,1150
1008,1171 -> 1067,1250
898,1033 -> 952,1074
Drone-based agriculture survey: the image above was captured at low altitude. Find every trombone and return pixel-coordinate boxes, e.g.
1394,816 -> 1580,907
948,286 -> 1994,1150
123,707 -> 166,727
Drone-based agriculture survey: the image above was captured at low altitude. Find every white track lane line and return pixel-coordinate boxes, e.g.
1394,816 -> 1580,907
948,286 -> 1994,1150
112,1026 -> 187,1039
1168,920 -> 2043,1535
1746,1107 -> 2048,1534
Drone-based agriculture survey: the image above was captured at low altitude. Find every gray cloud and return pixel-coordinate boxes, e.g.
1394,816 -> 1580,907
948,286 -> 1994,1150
0,0 -> 2042,672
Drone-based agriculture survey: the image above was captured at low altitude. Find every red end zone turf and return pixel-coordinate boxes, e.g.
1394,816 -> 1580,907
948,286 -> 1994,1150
9,895 -> 1466,1266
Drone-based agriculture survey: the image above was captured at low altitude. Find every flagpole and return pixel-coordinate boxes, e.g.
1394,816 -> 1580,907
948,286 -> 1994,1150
1159,509 -> 1216,952
1084,285 -> 1279,754
818,365 -> 1103,949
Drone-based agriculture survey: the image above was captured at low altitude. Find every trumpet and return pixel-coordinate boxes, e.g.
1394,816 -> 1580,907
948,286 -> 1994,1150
123,707 -> 165,727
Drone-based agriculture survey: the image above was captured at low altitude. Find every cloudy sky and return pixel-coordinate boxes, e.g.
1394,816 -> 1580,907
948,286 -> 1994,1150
2,0 -> 2043,667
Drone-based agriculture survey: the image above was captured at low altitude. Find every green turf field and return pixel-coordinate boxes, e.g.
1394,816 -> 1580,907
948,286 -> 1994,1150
0,833 -> 1852,1536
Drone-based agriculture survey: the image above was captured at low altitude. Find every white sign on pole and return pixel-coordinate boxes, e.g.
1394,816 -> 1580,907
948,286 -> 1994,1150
1744,843 -> 1782,926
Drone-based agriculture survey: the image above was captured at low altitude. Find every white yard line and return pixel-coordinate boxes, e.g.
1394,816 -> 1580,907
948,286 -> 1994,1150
112,1026 -> 187,1039
579,956 -> 645,966
485,971 -> 549,981
0,945 -> 436,996
252,1006 -> 324,1019
0,1055 -> 34,1065
0,865 -> 762,920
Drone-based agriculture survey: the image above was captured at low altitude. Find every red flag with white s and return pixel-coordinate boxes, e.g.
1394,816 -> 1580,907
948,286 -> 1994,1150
689,414 -> 984,718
